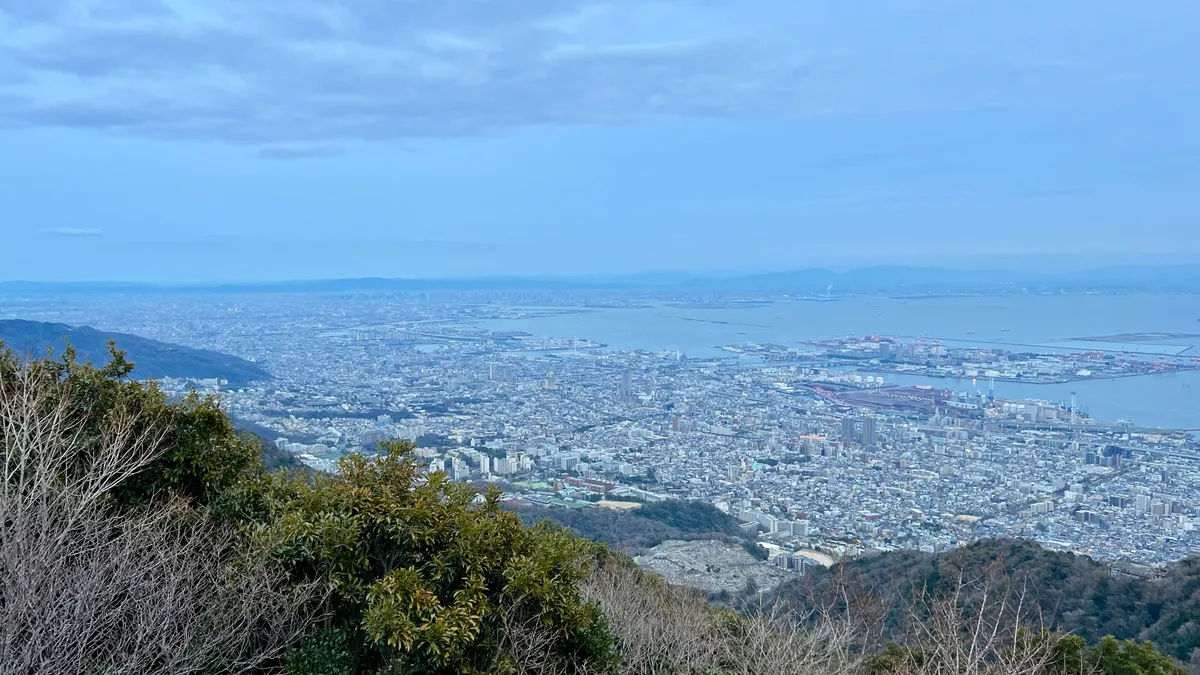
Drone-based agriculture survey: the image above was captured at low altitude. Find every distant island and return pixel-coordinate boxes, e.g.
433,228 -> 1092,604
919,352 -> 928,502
0,319 -> 271,385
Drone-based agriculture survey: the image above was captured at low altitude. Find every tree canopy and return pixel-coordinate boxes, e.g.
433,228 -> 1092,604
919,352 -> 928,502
0,339 -> 263,511
255,444 -> 618,675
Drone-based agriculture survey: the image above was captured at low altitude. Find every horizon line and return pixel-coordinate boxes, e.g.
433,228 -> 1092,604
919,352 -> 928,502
3,262 -> 1200,290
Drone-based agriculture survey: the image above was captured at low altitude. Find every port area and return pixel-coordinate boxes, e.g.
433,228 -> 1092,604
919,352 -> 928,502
796,335 -> 1200,384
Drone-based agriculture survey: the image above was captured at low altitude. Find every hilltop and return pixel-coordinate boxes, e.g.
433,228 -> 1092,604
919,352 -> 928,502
0,319 -> 270,385
778,538 -> 1200,664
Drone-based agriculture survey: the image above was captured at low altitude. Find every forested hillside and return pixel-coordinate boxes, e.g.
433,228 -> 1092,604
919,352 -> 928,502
780,538 -> 1200,665
0,319 -> 271,384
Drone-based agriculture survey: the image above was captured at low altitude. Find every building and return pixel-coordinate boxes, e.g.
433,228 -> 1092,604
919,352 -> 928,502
861,415 -> 878,447
756,512 -> 780,533
841,417 -> 858,443
774,551 -> 819,575
1029,500 -> 1055,515
493,456 -> 514,476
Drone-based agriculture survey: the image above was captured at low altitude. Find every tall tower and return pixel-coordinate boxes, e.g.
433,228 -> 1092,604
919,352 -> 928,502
841,416 -> 858,443
861,415 -> 878,447
1070,392 -> 1077,425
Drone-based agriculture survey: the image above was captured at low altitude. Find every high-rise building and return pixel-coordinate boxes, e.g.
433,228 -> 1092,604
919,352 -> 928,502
756,513 -> 780,533
861,415 -> 878,447
841,417 -> 858,443
619,370 -> 632,401
449,458 -> 468,481
493,456 -> 514,476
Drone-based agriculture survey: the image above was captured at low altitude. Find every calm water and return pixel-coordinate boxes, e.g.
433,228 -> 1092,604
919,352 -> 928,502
478,294 -> 1200,429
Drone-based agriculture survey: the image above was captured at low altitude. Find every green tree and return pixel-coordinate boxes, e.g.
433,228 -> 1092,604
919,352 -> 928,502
0,340 -> 263,512
1082,636 -> 1186,675
257,442 -> 618,675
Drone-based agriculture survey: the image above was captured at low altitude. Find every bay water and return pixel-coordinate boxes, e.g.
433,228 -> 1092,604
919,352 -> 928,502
478,294 -> 1200,429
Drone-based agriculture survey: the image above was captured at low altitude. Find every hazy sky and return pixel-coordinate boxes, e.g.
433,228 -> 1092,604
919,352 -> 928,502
2,0 -> 1199,282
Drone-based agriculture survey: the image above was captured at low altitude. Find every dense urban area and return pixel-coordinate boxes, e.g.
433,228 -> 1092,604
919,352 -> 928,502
3,290 -> 1199,576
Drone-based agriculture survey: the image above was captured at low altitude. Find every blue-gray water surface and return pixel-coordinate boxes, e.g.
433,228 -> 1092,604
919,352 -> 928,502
478,294 -> 1200,430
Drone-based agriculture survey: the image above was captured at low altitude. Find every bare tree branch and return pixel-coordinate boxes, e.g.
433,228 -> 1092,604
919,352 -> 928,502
0,365 -> 320,675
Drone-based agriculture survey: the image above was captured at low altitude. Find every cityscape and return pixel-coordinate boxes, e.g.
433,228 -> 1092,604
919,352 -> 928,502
5,0 -> 1200,668
4,289 -> 1198,573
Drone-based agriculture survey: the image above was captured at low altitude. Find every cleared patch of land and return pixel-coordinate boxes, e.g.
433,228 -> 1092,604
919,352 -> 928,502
634,539 -> 791,594
596,500 -> 642,510
792,549 -> 835,566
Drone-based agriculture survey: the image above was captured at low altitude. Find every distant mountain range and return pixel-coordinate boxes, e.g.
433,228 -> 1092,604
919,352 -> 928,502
2,264 -> 1200,295
0,320 -> 271,385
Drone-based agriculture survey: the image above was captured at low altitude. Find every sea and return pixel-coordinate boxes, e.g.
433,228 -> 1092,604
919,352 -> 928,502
476,293 -> 1200,430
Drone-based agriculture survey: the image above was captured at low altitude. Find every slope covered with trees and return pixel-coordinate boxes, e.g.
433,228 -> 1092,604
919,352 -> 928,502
0,319 -> 271,384
779,538 -> 1200,665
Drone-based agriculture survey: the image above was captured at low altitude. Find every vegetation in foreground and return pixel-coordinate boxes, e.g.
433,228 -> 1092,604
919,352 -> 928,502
781,537 -> 1200,666
0,341 -> 1191,674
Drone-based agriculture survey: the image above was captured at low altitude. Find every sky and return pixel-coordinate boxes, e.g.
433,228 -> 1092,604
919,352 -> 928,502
1,0 -> 1199,283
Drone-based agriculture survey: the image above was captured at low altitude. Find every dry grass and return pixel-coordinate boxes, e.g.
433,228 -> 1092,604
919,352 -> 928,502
585,556 -> 1088,675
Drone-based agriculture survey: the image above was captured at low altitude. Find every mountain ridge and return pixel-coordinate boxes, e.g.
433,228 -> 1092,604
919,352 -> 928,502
0,319 -> 271,385
5,264 -> 1200,294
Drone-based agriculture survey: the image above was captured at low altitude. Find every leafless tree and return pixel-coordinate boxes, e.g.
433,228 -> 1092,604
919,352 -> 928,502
883,569 -> 1079,675
584,553 -> 1099,675
722,595 -> 867,675
583,560 -> 726,674
489,597 -> 603,675
0,364 -> 320,675
584,560 -> 871,675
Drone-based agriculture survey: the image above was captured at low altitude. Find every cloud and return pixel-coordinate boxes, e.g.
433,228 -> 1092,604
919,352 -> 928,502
0,0 -> 1196,144
256,144 -> 342,159
123,234 -> 512,252
41,227 -> 103,237
394,239 -> 513,252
